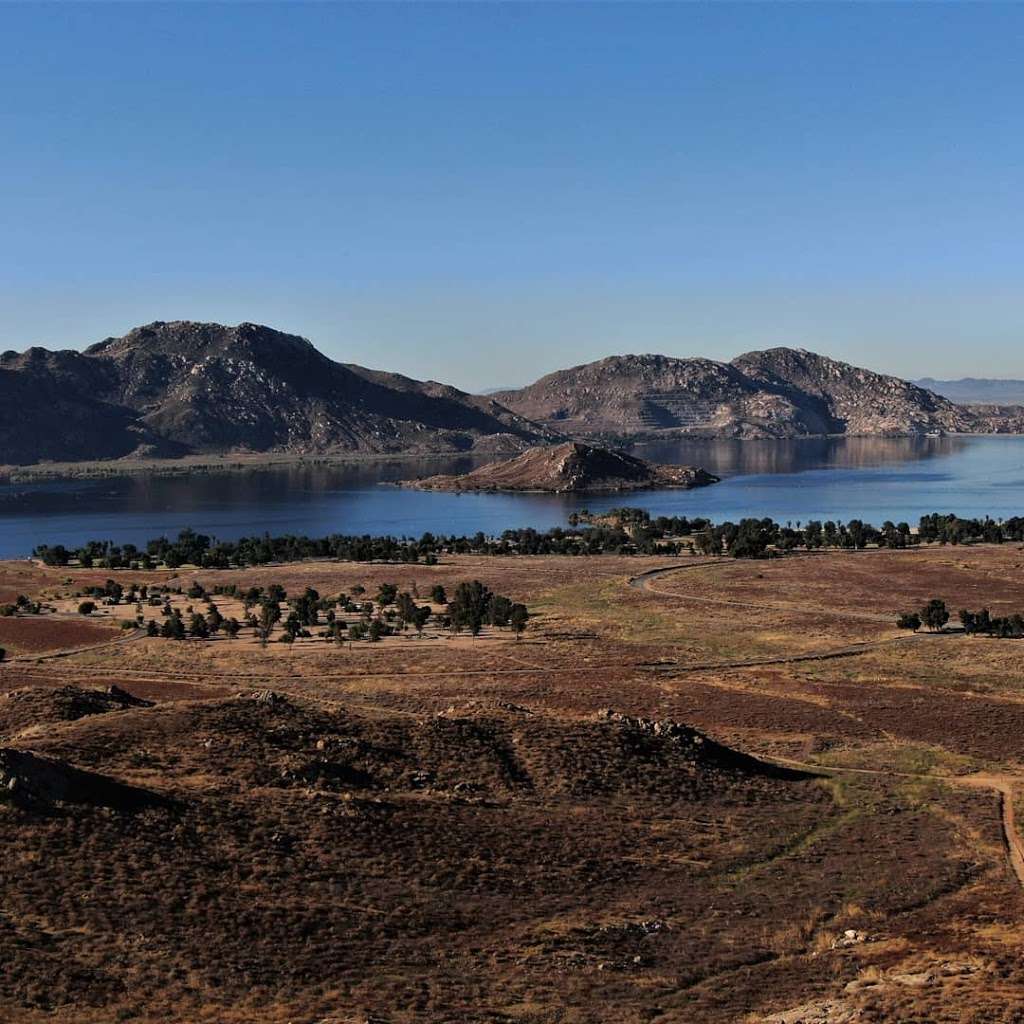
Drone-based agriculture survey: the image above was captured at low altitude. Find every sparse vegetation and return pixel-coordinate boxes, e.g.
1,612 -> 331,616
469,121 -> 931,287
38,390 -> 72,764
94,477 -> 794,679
3,543 -> 1024,1022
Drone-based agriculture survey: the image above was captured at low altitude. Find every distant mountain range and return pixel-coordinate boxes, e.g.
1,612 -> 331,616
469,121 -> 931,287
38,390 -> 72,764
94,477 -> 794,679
914,377 -> 1024,406
2,322 -> 1021,467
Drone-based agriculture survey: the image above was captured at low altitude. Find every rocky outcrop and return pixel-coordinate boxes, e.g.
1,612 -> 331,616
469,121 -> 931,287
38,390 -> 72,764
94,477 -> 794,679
494,348 -> 987,441
400,441 -> 719,493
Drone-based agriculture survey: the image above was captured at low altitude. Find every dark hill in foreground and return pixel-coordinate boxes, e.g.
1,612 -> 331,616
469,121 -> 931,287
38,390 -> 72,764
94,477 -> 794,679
0,688 -> 824,1021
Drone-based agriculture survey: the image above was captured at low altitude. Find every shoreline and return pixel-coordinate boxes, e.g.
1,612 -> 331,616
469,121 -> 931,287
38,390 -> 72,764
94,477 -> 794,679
0,450 -> 489,484
1,430 -> 1020,485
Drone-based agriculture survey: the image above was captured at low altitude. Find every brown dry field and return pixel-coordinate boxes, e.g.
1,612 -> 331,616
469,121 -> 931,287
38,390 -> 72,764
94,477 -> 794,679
2,546 -> 1024,1023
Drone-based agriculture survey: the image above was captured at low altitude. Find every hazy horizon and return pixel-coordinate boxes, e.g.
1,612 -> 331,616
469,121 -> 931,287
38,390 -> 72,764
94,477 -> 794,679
3,3 -> 1022,391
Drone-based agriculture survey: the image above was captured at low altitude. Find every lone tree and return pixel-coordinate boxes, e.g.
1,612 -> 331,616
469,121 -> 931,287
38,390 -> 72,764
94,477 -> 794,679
920,599 -> 950,632
256,599 -> 282,644
896,612 -> 921,632
395,592 -> 418,628
509,603 -> 529,639
78,601 -> 96,616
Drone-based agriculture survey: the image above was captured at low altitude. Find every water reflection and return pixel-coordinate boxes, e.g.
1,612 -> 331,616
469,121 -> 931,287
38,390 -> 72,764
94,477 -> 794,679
629,435 -> 966,478
1,436 -> 1021,557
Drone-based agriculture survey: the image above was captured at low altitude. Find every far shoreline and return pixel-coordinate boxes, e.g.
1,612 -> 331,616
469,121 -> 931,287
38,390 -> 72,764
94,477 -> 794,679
1,430 -> 1018,484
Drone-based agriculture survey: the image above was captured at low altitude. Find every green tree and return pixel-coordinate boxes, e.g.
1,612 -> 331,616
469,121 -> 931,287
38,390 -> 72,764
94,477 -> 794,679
395,591 -> 418,627
78,601 -> 96,616
448,580 -> 492,636
510,603 -> 529,639
896,612 -> 921,632
161,614 -> 186,640
413,605 -> 431,636
920,599 -> 950,632
257,599 -> 282,643
489,595 -> 513,628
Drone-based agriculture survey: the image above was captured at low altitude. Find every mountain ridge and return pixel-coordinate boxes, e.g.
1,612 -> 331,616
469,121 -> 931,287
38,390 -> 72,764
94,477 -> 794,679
494,347 -> 982,441
0,321 -> 560,464
1,323 -> 1014,467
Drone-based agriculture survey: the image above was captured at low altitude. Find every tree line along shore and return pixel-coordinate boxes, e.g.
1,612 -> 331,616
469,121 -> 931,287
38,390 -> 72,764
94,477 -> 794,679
27,511 -> 1024,571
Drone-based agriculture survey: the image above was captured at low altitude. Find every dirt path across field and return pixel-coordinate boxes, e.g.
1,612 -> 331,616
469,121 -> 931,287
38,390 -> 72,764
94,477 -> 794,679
630,559 -> 901,623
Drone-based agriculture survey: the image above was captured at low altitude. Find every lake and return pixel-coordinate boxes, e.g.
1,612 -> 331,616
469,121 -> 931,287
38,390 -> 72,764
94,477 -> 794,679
3,436 -> 1024,558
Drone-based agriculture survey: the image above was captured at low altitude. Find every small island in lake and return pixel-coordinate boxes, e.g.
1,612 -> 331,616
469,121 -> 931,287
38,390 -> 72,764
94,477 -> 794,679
400,441 -> 719,494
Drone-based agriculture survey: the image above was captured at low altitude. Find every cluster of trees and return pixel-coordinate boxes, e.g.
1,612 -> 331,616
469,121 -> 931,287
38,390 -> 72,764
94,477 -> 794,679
958,607 -> 1024,639
34,512 -> 1024,571
144,594 -> 241,641
0,594 -> 42,616
896,599 -> 950,632
141,577 -> 528,645
897,599 -> 1024,638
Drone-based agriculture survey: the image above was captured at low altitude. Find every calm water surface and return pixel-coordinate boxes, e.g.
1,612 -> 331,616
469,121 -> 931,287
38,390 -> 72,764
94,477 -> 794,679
2,436 -> 1024,557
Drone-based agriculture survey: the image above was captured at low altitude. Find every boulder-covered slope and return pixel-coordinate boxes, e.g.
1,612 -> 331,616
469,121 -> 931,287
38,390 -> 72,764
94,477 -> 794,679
402,441 -> 719,493
0,322 -> 559,464
494,348 -> 984,440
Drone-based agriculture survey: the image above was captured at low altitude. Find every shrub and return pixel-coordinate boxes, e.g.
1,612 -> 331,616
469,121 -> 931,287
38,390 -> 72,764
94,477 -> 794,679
78,601 -> 96,616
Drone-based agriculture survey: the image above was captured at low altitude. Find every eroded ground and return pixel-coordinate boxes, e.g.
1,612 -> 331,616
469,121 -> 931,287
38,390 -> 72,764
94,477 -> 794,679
2,546 -> 1024,1023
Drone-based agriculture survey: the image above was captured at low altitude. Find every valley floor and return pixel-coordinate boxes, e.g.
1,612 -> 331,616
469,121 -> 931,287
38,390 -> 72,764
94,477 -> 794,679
2,546 -> 1024,1022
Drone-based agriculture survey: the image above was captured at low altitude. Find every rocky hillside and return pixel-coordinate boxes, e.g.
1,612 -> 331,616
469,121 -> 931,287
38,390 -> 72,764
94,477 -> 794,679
494,348 -> 985,440
0,321 -> 558,465
402,441 -> 718,493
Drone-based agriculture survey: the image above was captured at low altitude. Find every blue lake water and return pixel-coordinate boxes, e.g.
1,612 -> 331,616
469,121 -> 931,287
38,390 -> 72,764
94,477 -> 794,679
2,436 -> 1024,557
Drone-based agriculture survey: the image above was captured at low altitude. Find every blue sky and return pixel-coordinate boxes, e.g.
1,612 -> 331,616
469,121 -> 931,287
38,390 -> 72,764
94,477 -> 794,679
2,3 -> 1022,390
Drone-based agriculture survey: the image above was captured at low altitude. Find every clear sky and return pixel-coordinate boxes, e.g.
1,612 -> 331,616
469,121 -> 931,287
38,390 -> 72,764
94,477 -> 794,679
2,2 -> 1022,391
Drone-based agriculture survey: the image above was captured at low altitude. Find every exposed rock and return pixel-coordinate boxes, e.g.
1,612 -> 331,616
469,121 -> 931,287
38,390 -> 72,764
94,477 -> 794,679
401,441 -> 719,493
495,348 -> 989,440
249,689 -> 288,706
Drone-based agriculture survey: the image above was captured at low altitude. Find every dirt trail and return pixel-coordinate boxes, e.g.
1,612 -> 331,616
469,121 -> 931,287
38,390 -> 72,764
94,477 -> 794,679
3,625 -> 146,664
764,755 -> 1024,889
630,560 -> 897,623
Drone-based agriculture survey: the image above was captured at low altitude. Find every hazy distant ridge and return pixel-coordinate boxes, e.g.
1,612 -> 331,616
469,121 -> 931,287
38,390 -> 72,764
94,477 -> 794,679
914,377 -> 1024,406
